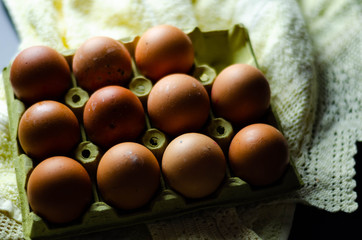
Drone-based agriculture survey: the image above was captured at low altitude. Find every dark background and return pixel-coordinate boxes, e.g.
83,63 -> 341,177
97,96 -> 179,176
289,141 -> 362,240
1,2 -> 361,239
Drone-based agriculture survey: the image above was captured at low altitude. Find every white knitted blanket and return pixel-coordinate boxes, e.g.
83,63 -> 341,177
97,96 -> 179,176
1,0 -> 361,239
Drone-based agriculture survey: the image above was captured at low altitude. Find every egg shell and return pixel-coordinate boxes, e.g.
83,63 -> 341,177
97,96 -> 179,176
211,63 -> 271,125
97,142 -> 161,210
147,73 -> 210,136
10,46 -> 72,105
73,36 -> 133,92
18,100 -> 81,161
162,133 -> 226,199
83,86 -> 146,149
135,24 -> 194,82
228,123 -> 289,186
27,156 -> 93,224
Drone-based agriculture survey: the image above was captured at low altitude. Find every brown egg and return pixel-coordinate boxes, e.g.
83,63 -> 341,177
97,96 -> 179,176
228,123 -> 289,186
147,73 -> 210,136
97,142 -> 160,210
135,24 -> 194,82
18,100 -> 81,161
162,133 -> 226,198
83,86 -> 145,149
10,46 -> 71,105
27,156 -> 93,224
73,36 -> 133,92
211,64 -> 271,125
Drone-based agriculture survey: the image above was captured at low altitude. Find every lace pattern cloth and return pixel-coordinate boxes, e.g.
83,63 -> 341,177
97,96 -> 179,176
0,0 -> 361,239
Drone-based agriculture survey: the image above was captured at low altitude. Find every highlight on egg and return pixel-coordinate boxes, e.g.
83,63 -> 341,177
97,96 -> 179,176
161,132 -> 226,199
135,24 -> 194,82
228,123 -> 290,186
73,36 -> 133,92
83,85 -> 146,149
97,142 -> 161,210
10,45 -> 72,105
147,73 -> 210,136
27,156 -> 93,224
18,100 -> 81,161
211,63 -> 271,125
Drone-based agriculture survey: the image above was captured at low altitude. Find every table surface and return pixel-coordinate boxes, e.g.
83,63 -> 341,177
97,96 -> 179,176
1,2 -> 361,239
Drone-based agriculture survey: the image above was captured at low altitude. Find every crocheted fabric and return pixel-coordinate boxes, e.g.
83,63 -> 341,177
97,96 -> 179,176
0,212 -> 23,240
1,0 -> 361,239
295,0 -> 362,212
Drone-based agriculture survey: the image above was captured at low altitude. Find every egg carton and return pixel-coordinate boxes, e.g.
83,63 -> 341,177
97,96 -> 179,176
2,24 -> 303,240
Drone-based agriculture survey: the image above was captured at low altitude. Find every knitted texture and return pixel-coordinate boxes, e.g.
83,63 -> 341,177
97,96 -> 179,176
296,0 -> 362,212
1,0 -> 361,239
0,212 -> 23,240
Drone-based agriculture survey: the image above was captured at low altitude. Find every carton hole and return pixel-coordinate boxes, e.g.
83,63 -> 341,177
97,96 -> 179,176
72,94 -> 81,103
150,137 -> 158,146
82,149 -> 91,159
135,84 -> 145,93
199,73 -> 209,82
217,126 -> 225,135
